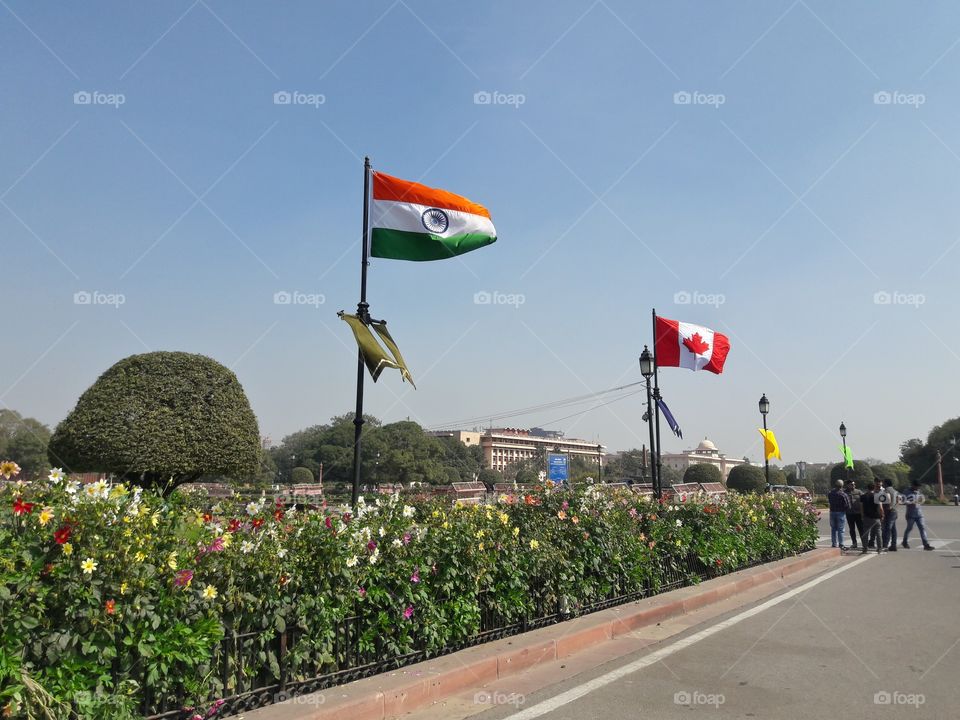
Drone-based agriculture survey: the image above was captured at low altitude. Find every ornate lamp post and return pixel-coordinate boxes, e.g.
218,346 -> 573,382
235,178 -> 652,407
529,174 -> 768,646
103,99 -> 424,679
839,422 -> 848,482
759,394 -> 770,489
639,346 -> 659,498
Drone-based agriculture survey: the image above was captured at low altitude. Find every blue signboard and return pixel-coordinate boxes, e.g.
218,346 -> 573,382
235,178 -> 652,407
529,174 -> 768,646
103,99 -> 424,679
547,453 -> 569,483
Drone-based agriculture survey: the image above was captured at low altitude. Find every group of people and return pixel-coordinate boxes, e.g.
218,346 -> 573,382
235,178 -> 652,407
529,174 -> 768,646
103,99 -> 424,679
827,478 -> 934,552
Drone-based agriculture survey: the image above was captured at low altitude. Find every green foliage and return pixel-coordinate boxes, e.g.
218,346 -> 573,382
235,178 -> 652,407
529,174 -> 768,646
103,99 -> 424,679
48,352 -> 261,494
1,469 -> 817,716
477,468 -> 502,489
870,463 -> 899,487
0,410 -> 51,480
900,417 -> 960,487
290,467 -> 314,484
727,464 -> 766,494
766,467 -> 786,486
830,461 -> 875,486
682,463 -> 723,486
604,449 -> 652,481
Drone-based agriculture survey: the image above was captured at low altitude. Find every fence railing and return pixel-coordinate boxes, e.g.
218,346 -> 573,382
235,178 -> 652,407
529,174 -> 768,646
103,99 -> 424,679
140,546 -> 807,719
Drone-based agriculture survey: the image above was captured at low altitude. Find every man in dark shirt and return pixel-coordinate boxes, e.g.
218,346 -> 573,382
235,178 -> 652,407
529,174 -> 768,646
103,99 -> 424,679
827,479 -> 850,549
844,480 -> 864,549
860,481 -> 885,554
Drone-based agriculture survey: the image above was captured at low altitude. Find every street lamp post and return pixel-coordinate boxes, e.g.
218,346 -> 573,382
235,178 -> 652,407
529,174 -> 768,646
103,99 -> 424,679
839,422 -> 848,482
639,346 -> 659,498
759,394 -> 770,490
596,443 -> 603,483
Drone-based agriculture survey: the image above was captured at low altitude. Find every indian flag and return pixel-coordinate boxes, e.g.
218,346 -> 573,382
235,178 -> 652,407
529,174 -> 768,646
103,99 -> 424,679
370,172 -> 497,261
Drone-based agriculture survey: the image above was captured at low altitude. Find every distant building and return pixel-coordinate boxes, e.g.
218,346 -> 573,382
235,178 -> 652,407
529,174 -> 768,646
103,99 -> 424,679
430,428 -> 604,474
661,437 -> 746,481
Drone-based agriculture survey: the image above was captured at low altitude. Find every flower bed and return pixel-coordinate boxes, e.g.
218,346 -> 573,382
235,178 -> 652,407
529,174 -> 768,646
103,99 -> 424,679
0,465 -> 818,719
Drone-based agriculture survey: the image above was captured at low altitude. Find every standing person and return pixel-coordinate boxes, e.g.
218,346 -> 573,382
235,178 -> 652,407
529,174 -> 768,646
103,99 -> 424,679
844,479 -> 864,549
859,482 -> 884,555
880,479 -> 899,552
902,482 -> 934,551
828,479 -> 850,549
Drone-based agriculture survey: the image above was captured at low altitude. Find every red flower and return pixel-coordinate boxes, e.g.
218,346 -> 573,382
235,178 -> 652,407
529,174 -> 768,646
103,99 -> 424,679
252,518 -> 264,529
227,519 -> 241,533
12,497 -> 34,516
273,509 -> 284,522
53,525 -> 72,545
202,513 -> 212,523
325,516 -> 333,530
105,599 -> 116,615
342,512 -> 352,524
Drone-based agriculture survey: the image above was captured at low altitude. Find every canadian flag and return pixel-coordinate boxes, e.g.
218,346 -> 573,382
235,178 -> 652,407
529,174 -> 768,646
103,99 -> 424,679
654,315 -> 730,374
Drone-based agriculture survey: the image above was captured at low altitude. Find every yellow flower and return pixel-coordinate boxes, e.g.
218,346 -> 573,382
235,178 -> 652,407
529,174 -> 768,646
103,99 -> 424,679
478,542 -> 485,551
221,532 -> 232,548
529,539 -> 540,550
120,582 -> 128,595
122,515 -> 132,524
442,521 -> 449,529
80,557 -> 97,575
134,551 -> 146,562
151,512 -> 160,528
475,529 -> 485,539
431,509 -> 441,518
202,584 -> 218,600
38,507 -> 54,526
62,542 -> 73,556
512,527 -> 519,538
498,513 -> 509,526
123,527 -> 132,538
166,552 -> 178,570
0,460 -> 21,479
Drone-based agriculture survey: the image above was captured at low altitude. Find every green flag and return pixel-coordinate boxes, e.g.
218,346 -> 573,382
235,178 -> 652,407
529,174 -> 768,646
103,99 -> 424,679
840,445 -> 854,469
340,313 -> 415,388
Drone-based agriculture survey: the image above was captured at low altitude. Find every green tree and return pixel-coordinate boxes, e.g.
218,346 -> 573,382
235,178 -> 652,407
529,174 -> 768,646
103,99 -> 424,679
830,461 -> 875,487
48,352 -> 261,494
290,466 -> 314,484
682,463 -> 723,486
767,466 -> 787,486
870,463 -> 899,487
658,464 -> 681,487
478,468 -> 502,489
0,409 -> 52,479
727,464 -> 766,494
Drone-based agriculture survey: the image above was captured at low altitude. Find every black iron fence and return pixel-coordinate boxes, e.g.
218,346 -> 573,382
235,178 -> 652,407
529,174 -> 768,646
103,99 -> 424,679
141,547 -> 805,719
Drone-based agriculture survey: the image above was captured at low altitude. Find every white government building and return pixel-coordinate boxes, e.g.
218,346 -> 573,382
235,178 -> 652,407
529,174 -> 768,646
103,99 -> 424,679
661,438 -> 747,481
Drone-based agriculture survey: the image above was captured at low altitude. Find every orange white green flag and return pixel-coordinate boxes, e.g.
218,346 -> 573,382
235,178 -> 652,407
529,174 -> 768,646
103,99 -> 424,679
370,172 -> 497,261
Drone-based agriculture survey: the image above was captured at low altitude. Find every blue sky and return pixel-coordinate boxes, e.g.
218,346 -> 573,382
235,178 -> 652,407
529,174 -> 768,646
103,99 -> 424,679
2,1 -> 958,465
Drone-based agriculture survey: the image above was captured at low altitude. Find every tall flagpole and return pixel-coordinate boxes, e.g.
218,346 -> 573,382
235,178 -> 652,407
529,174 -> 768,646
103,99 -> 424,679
351,157 -> 372,507
651,308 -> 663,500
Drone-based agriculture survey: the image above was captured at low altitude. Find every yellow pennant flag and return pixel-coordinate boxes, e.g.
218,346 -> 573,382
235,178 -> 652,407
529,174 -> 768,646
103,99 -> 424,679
758,428 -> 781,461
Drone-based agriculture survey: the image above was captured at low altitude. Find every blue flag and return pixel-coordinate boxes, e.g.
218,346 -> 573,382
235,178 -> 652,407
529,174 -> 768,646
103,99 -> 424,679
657,398 -> 682,439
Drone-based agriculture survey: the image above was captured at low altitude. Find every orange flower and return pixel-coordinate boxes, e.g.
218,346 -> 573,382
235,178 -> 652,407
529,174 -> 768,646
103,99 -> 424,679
105,599 -> 116,615
557,510 -> 567,520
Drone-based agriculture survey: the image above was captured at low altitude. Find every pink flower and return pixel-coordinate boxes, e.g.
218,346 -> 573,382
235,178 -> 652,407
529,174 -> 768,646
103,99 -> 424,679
629,508 -> 638,518
358,587 -> 367,598
561,500 -> 569,510
403,605 -> 414,620
174,569 -> 194,587
325,516 -> 333,530
206,537 -> 224,553
402,532 -> 412,545
367,540 -> 377,552
410,569 -> 420,583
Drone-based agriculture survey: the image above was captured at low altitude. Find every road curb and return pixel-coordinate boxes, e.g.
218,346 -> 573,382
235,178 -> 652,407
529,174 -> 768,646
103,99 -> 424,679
239,548 -> 838,720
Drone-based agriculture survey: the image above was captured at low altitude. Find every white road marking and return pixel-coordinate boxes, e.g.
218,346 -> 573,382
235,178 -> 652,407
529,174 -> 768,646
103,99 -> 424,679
502,554 -> 875,720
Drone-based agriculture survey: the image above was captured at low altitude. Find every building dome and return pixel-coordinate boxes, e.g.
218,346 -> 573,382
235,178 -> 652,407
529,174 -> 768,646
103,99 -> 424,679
696,438 -> 718,453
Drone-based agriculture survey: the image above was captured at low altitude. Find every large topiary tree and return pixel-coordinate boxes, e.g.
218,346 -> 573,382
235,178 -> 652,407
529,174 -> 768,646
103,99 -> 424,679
290,466 -> 314,484
682,463 -> 723,486
727,464 -> 766,494
49,351 -> 261,494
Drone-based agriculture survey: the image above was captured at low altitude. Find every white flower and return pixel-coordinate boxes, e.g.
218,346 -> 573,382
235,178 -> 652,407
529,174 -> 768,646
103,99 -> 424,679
378,526 -> 386,538
241,541 -> 254,554
346,555 -> 359,567
48,468 -> 65,483
246,502 -> 260,517
277,548 -> 288,559
402,505 -> 415,518
65,481 -> 80,496
391,538 -> 402,547
357,495 -> 366,506
369,551 -> 379,565
675,519 -> 683,527
285,505 -> 297,518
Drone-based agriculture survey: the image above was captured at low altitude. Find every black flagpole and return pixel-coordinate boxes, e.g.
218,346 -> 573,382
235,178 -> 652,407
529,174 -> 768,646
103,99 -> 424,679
350,157 -> 372,507
651,308 -> 663,500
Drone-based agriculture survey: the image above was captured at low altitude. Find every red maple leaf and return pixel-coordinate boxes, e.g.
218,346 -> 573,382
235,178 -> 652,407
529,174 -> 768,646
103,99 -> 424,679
683,332 -> 710,355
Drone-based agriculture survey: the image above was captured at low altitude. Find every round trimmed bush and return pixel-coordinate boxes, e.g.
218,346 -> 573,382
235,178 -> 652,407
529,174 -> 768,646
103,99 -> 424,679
727,464 -> 766,494
290,466 -> 314,484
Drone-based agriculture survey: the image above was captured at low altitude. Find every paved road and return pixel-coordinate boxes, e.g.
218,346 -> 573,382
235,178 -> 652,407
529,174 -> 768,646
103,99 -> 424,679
436,506 -> 960,720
